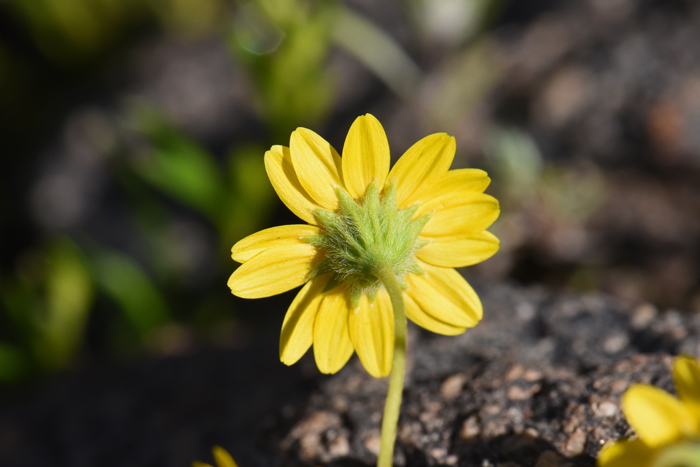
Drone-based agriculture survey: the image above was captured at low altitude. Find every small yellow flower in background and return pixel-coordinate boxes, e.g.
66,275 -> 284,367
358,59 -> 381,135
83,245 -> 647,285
228,114 -> 500,378
598,355 -> 700,467
192,446 -> 238,467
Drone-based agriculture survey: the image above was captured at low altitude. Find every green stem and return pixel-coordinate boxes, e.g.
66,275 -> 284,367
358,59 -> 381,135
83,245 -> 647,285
376,268 -> 407,467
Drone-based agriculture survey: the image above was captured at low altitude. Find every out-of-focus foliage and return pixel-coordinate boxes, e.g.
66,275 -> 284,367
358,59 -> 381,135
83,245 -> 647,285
6,0 -> 225,64
8,0 -> 144,62
0,239 -> 92,379
0,0 -> 560,385
229,0 -> 336,137
0,0 -> 340,382
332,7 -> 423,100
91,249 -> 170,339
128,105 -> 229,223
5,0 -> 695,387
486,127 -> 544,203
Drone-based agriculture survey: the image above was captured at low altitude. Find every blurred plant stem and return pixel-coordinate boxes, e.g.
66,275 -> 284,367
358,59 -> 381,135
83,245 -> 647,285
332,6 -> 422,100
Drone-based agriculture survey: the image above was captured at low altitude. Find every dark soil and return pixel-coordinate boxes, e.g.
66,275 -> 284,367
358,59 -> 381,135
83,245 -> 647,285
1,281 -> 697,467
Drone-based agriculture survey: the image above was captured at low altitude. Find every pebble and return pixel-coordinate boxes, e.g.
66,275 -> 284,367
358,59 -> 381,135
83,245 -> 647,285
611,379 -> 629,394
506,365 -> 525,381
429,447 -> 448,460
398,422 -> 422,444
364,430 -> 381,455
516,302 -> 536,321
327,433 -> 350,457
508,383 -> 542,400
299,433 -> 322,461
603,334 -> 629,354
523,369 -> 543,381
460,415 -> 481,439
630,303 -> 657,329
288,411 -> 340,440
287,411 -> 344,461
483,420 -> 508,437
440,374 -> 466,399
595,401 -> 619,417
331,396 -> 348,412
562,416 -> 577,434
564,428 -> 587,456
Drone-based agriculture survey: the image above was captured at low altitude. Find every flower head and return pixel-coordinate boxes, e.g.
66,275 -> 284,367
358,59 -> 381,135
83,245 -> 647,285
192,446 -> 238,467
228,114 -> 500,378
598,355 -> 700,467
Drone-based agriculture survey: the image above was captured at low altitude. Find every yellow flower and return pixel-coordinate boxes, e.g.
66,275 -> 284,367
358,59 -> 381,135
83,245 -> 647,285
192,446 -> 238,467
228,114 -> 500,378
598,355 -> 700,467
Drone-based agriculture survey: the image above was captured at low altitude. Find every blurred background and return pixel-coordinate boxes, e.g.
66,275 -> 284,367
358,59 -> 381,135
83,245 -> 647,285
1,0 -> 700,393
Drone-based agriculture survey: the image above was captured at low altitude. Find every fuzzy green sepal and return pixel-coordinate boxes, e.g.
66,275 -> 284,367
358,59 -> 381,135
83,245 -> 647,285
307,183 -> 428,299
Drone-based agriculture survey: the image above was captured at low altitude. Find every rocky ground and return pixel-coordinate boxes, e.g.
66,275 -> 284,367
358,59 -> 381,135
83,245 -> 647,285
1,281 -> 697,467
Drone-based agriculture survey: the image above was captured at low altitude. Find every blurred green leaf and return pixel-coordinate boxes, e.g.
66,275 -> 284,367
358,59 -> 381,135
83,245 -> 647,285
229,0 -> 336,137
128,104 -> 227,221
140,139 -> 225,219
150,0 -> 224,36
8,0 -> 144,63
540,166 -> 607,225
92,250 -> 170,338
230,144 -> 274,205
486,126 -> 544,201
221,144 -> 275,245
33,238 -> 93,370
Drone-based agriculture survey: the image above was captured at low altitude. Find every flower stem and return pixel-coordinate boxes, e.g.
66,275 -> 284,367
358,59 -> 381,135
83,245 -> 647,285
376,268 -> 407,467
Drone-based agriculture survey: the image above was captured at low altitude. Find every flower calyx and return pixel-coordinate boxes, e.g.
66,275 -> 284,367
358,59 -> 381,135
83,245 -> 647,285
307,182 -> 429,306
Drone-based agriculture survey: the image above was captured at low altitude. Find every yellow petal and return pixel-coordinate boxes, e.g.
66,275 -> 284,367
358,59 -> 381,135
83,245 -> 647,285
279,275 -> 329,366
419,192 -> 500,238
231,225 -> 320,263
416,168 -> 491,204
622,383 -> 696,448
652,441 -> 700,467
290,128 -> 343,211
406,262 -> 482,328
342,114 -> 390,198
672,355 -> 700,423
387,133 -> 455,209
313,287 -> 354,374
404,292 -> 466,336
416,231 -> 500,268
597,439 -> 653,467
212,446 -> 238,467
348,289 -> 394,378
227,243 -> 321,298
264,146 -> 321,225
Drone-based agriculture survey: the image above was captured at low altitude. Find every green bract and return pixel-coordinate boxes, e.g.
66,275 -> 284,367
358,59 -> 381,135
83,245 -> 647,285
307,183 -> 429,305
